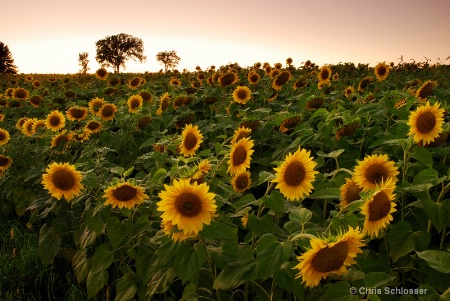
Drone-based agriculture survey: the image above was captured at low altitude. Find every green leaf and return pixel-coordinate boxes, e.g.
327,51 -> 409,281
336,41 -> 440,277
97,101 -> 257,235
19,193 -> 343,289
412,168 -> 439,186
289,207 -> 312,225
416,250 -> 450,273
235,194 -> 260,210
106,217 -> 129,249
309,187 -> 341,199
146,268 -> 177,296
411,147 -> 433,168
175,243 -> 207,284
364,272 -> 395,288
123,166 -> 134,177
214,261 -> 259,290
254,171 -> 275,186
388,221 -> 430,263
110,166 -> 125,175
80,224 -> 97,249
422,198 -> 449,232
152,168 -> 168,183
262,190 -> 284,216
87,269 -> 109,298
256,233 -> 293,280
114,274 -> 137,301
91,243 -> 114,274
72,249 -> 91,283
319,281 -> 359,301
38,223 -> 62,266
180,283 -> 198,301
200,215 -> 237,241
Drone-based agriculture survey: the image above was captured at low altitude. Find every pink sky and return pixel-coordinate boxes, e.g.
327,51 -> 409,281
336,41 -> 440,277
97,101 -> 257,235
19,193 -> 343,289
2,0 -> 449,74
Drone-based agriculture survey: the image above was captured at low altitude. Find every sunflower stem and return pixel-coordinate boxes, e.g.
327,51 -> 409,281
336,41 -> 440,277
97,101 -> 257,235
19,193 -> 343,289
270,278 -> 276,301
322,200 -> 328,220
401,148 -> 409,221
440,226 -> 447,250
202,237 -> 221,301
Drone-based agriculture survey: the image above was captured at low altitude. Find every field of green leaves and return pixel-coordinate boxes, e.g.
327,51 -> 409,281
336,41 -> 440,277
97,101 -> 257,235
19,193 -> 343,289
0,60 -> 449,301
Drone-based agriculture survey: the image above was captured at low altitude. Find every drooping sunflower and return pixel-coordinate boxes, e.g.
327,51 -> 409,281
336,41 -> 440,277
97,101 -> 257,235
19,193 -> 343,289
407,101 -> 445,145
286,57 -> 293,65
175,114 -> 195,131
29,95 -> 43,107
32,119 -> 47,136
66,106 -> 88,121
0,128 -> 10,145
374,62 -> 390,81
294,227 -> 365,287
162,220 -> 197,242
98,103 -> 117,121
293,78 -> 308,90
270,69 -> 280,78
272,71 -> 292,90
41,162 -> 84,201
170,77 -> 181,86
358,77 -> 372,92
247,71 -> 260,85
361,178 -> 397,237
231,171 -> 252,193
344,86 -> 355,98
416,80 -> 437,100
22,119 -> 36,137
352,154 -> 399,191
279,116 -> 302,133
227,138 -> 254,175
12,87 -> 29,100
139,91 -> 152,103
16,117 -> 28,130
273,147 -> 319,201
268,89 -> 278,102
232,86 -> 251,104
127,95 -> 143,113
231,127 -> 252,145
51,132 -> 72,149
103,181 -> 149,209
157,178 -> 217,235
306,97 -> 324,110
45,110 -> 66,131
190,159 -> 212,184
156,92 -> 170,115
88,98 -> 105,116
85,120 -> 103,133
95,68 -> 108,80
64,90 -> 76,98
0,155 -> 13,171
339,178 -> 363,210
318,65 -> 332,83
179,124 -> 203,157
218,72 -> 239,87
128,77 -> 141,89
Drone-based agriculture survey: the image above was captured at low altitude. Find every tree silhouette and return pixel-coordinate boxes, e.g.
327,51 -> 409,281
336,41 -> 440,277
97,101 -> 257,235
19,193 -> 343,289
156,50 -> 181,73
0,42 -> 18,74
78,52 -> 90,74
95,33 -> 146,73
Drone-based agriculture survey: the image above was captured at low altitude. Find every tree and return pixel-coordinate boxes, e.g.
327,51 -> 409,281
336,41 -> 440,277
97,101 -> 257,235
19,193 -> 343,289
0,42 -> 18,74
156,50 -> 181,73
78,52 -> 90,74
95,33 -> 146,73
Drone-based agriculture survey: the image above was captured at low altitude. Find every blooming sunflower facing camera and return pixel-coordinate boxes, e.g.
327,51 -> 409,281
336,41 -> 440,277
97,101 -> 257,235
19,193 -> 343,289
103,181 -> 149,209
294,227 -> 365,287
179,124 -> 203,157
407,101 -> 445,145
352,154 -> 399,191
227,137 -> 254,175
42,162 -> 84,201
273,147 -> 318,201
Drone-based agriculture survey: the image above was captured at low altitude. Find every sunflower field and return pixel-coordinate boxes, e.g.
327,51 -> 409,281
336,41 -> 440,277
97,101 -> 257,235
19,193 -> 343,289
0,60 -> 450,301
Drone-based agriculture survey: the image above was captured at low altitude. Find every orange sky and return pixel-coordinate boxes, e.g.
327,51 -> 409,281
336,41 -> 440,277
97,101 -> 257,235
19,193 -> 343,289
2,0 -> 449,74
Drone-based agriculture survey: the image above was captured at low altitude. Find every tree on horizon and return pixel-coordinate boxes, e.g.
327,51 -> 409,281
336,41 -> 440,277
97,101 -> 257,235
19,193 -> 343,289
0,42 -> 18,74
156,50 -> 181,73
95,33 -> 146,73
78,52 -> 90,74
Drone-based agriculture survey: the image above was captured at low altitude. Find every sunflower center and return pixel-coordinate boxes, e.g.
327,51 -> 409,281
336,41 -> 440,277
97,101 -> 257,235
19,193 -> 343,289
102,105 -> 114,117
50,116 -> 61,126
220,73 -> 236,86
235,132 -> 250,143
378,66 -> 386,76
320,69 -> 329,80
70,108 -> 85,118
175,192 -> 202,217
284,161 -> 306,186
51,170 -> 75,190
311,241 -> 349,273
130,78 -> 140,87
131,99 -> 140,108
276,72 -> 290,86
365,164 -> 387,184
236,173 -> 249,190
112,185 -> 137,202
416,111 -> 436,134
161,98 -> 169,110
344,184 -> 362,205
237,89 -> 248,100
0,132 -> 5,141
0,157 -> 9,166
184,132 -> 198,150
368,191 -> 391,221
54,135 -> 69,146
232,145 -> 248,166
250,74 -> 259,83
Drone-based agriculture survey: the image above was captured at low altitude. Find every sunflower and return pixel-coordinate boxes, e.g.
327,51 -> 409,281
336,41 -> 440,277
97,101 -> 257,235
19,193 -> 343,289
128,77 -> 141,89
254,62 -> 262,69
127,95 -> 143,113
12,87 -> 29,100
95,68 -> 108,80
344,86 -> 355,98
218,72 -> 238,87
231,127 -> 252,144
21,119 -> 36,137
157,178 -> 217,235
175,114 -> 195,130
332,73 -> 339,81
273,147 -> 319,201
286,57 -> 293,65
0,155 -> 13,171
139,91 -> 152,103
85,120 -> 103,133
5,88 -> 14,98
419,132 -> 448,148
29,95 -> 42,107
0,114 -> 4,122
270,69 -> 280,78
232,86 -> 251,104
247,71 -> 260,85
25,75 -> 34,82
32,119 -> 47,136
179,124 -> 203,157
407,101 -> 445,145
51,132 -> 72,149
98,103 -> 117,121
374,62 -> 390,81
358,77 -> 372,92
16,117 -> 28,130
72,129 -> 91,143
352,154 -> 399,191
279,116 -> 301,133
156,92 -> 170,115
339,178 -> 363,210
335,121 -> 359,140
264,64 -> 272,75
64,91 -> 76,98
88,98 -> 105,115
268,89 -> 278,102
162,220 -> 197,242
231,171 -> 252,193
272,71 -> 292,90
41,162 -> 84,201
66,106 -> 88,121
306,97 -> 324,110
45,110 -> 66,131
241,213 -> 249,228
293,78 -> 308,90
318,65 -> 332,83
32,80 -> 41,89
416,80 -> 437,100
108,77 -> 121,86
239,120 -> 260,131
361,178 -> 397,237
103,182 -> 149,209
294,227 -> 365,287
0,127 -> 10,146
189,159 -> 212,184
227,138 -> 254,175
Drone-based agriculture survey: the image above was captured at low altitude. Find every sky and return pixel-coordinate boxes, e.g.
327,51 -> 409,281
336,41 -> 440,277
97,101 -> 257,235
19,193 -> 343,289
1,0 -> 449,74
